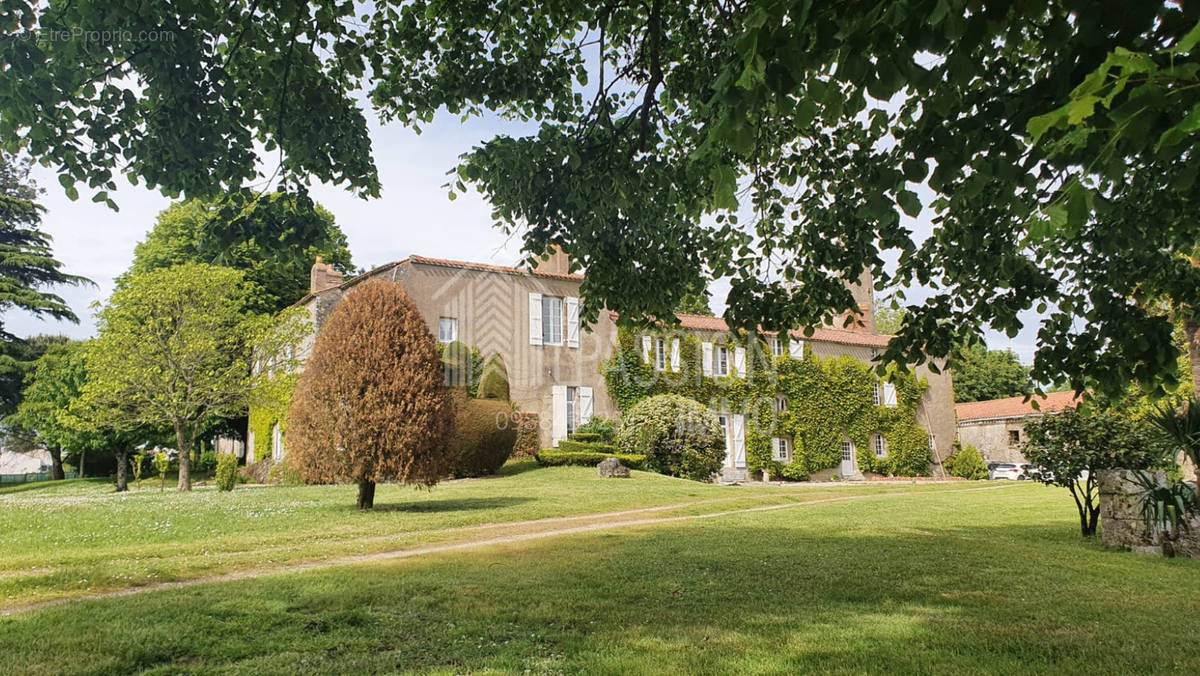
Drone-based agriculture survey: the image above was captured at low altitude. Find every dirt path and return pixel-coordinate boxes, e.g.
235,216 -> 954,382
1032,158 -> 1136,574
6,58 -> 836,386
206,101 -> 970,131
0,484 -> 1018,617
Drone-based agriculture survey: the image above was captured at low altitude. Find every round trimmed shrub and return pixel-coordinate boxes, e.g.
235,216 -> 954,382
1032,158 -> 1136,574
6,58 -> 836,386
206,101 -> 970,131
945,444 -> 988,480
615,394 -> 725,481
477,354 -> 510,400
451,395 -> 517,477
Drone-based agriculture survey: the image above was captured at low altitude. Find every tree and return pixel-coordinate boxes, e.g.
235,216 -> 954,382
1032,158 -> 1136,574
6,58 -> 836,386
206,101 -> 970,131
1151,398 -> 1200,501
951,344 -> 1035,403
7,3 -> 1200,399
614,394 -> 725,482
872,297 -> 906,336
0,334 -> 68,418
1023,408 -> 1163,537
287,278 -> 455,509
83,263 -> 269,491
675,289 -> 713,316
127,192 -> 354,313
7,342 -> 87,480
0,152 -> 88,339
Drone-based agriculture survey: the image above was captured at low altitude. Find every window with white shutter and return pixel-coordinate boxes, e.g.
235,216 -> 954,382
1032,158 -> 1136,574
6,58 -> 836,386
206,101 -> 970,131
882,382 -> 898,408
565,297 -> 579,348
789,337 -> 804,359
702,341 -> 714,376
654,337 -> 666,371
528,293 -> 543,346
642,335 -> 652,363
579,387 -> 593,425
670,339 -> 680,371
551,385 -> 567,446
714,345 -> 729,376
772,437 -> 791,462
733,346 -> 747,378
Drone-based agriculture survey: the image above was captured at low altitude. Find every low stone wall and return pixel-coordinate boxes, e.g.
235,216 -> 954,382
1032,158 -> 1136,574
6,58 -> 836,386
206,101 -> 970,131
1097,469 -> 1200,558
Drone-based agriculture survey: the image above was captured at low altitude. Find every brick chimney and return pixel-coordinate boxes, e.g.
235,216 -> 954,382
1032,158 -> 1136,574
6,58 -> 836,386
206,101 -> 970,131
534,245 -> 571,275
309,255 -> 343,294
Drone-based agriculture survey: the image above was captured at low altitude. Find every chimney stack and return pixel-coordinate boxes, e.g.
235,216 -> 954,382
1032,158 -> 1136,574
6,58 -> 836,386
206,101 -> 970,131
533,245 -> 571,276
310,255 -> 343,294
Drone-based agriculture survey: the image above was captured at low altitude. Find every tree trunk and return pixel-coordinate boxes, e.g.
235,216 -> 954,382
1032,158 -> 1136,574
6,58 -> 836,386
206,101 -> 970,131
357,480 -> 376,510
49,447 -> 64,480
115,450 -> 128,492
174,422 -> 192,491
1187,318 -> 1200,500
78,448 -> 86,479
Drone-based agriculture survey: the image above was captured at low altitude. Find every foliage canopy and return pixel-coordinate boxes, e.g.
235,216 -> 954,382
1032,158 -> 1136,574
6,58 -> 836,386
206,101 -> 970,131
286,279 -> 455,508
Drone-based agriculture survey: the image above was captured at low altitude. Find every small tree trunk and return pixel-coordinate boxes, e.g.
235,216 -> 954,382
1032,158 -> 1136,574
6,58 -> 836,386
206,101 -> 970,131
78,449 -> 86,479
49,447 -> 64,480
357,480 -> 376,510
115,450 -> 128,492
174,422 -> 192,491
1189,318 -> 1200,500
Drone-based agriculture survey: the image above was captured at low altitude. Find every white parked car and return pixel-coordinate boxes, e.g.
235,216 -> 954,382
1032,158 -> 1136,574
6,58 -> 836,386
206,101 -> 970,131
989,463 -> 1025,480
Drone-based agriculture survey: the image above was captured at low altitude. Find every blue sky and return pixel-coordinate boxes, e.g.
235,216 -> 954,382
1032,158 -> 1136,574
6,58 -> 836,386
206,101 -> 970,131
7,111 -> 1041,363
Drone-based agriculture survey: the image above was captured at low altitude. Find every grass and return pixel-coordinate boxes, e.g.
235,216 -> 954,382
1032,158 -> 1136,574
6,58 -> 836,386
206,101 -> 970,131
0,461 -> 954,609
1,467 -> 1198,674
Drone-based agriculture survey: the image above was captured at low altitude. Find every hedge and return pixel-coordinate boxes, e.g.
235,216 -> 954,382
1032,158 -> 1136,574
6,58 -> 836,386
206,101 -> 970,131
535,450 -> 646,469
557,439 -> 619,454
567,432 -> 604,443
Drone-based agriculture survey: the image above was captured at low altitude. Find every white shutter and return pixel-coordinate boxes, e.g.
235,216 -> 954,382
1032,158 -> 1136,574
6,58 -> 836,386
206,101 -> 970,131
732,415 -> 747,467
883,382 -> 898,408
670,339 -> 680,371
789,337 -> 804,359
565,296 -> 580,348
529,293 -> 543,346
734,346 -> 747,378
551,385 -> 567,446
771,437 -> 780,460
579,387 -> 593,424
702,341 -> 714,376
641,336 -> 652,363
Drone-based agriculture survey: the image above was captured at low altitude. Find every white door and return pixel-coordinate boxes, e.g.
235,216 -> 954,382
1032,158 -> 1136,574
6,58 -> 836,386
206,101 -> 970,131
840,439 -> 856,476
731,415 -> 747,468
717,415 -> 731,467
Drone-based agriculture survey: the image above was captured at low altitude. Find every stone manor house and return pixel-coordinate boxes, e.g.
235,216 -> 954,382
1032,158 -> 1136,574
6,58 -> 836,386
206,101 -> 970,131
276,249 -> 957,480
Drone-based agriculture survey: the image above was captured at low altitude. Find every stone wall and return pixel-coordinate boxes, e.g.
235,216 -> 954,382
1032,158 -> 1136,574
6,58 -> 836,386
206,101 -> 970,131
1097,469 -> 1200,558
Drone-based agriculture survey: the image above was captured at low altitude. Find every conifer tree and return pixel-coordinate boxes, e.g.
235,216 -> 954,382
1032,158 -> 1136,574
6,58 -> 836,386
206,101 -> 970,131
287,279 -> 455,509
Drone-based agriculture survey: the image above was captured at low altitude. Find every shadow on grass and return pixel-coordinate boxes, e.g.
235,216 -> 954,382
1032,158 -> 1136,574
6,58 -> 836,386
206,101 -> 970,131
366,496 -> 534,513
3,509 -> 1198,675
0,477 -> 112,496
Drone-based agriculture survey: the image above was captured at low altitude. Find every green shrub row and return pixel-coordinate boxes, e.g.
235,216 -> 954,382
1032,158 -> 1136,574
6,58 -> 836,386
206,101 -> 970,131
557,439 -> 619,454
567,432 -> 604,443
535,450 -> 646,469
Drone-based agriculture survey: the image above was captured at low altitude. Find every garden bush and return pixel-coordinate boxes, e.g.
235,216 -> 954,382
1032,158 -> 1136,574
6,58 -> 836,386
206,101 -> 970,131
615,394 -> 725,481
215,453 -> 239,491
195,450 -> 218,473
574,416 -> 617,442
477,354 -> 510,400
451,396 -> 517,477
535,450 -> 646,469
945,445 -> 988,480
567,432 -> 603,443
557,439 -> 619,454
507,412 -> 540,458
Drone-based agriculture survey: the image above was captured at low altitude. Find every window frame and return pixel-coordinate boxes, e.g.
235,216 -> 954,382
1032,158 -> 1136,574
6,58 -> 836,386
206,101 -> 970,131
771,335 -> 784,357
841,439 -> 855,461
654,337 -> 666,372
437,317 -> 457,344
873,434 -> 887,458
773,437 -> 791,462
541,296 -> 563,345
715,345 -> 730,376
872,383 -> 881,406
775,395 -> 787,413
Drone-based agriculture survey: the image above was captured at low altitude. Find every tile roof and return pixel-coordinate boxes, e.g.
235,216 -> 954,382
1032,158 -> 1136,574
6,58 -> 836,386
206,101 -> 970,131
294,254 -> 582,306
407,255 -> 583,281
614,312 -> 894,349
955,390 -> 1081,422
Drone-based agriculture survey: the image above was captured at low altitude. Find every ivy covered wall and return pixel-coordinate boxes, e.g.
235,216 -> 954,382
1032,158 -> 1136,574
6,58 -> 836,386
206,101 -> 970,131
248,369 -> 298,462
603,327 -> 932,478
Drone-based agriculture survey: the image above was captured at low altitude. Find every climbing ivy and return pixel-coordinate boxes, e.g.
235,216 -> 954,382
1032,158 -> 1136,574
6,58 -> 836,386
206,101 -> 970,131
604,328 -> 931,479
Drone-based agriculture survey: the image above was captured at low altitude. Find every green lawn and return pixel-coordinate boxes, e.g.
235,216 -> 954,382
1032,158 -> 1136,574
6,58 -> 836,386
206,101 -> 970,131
2,467 -> 1198,674
0,462 -> 954,609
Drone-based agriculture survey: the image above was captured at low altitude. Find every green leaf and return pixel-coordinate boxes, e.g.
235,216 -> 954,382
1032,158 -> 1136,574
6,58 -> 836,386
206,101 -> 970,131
897,190 -> 921,217
710,165 -> 739,210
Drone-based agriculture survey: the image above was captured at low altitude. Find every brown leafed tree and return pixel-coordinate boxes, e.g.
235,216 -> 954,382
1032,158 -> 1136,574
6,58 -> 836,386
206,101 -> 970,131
286,278 -> 455,509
